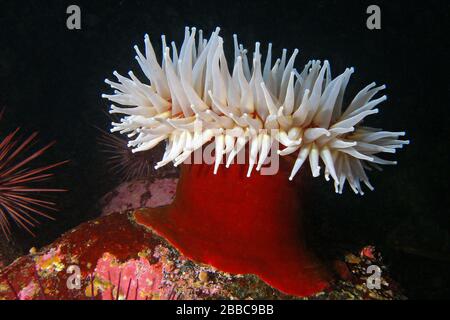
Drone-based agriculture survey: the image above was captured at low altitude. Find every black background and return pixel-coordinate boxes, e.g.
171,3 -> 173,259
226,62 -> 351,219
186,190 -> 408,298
0,0 -> 448,299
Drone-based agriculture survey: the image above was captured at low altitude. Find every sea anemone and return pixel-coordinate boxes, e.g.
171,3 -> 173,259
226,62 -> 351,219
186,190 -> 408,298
0,110 -> 67,240
103,26 -> 408,195
102,27 -> 408,297
97,127 -> 155,182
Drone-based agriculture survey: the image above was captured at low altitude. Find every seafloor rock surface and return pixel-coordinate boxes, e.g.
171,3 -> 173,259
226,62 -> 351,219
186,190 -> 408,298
99,178 -> 178,216
0,209 -> 405,300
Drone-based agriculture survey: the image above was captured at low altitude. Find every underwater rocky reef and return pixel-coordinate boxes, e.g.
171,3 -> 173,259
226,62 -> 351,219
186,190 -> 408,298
0,1 -> 448,301
0,184 -> 405,300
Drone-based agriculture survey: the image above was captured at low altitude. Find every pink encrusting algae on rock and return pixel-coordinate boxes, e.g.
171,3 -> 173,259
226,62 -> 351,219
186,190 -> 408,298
100,178 -> 178,216
92,252 -> 165,300
17,280 -> 39,300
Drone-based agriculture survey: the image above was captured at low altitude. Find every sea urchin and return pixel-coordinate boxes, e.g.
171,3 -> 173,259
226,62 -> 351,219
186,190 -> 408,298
97,127 -> 156,182
0,111 -> 67,239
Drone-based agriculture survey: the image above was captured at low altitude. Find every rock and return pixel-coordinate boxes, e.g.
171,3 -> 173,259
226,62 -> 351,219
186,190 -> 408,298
99,178 -> 178,216
0,211 -> 289,300
0,209 -> 406,300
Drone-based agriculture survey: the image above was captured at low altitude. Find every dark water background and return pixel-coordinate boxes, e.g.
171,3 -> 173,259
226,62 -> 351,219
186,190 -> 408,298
0,0 -> 448,299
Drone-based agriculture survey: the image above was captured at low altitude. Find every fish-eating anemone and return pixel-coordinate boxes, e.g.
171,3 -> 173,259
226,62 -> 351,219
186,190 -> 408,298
103,27 -> 408,296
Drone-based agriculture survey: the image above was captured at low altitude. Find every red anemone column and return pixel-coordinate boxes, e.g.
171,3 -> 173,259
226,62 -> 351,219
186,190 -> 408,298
134,156 -> 331,296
